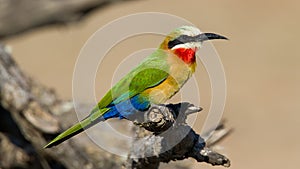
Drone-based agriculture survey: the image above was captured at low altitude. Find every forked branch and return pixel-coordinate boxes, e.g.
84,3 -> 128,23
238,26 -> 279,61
126,103 -> 231,169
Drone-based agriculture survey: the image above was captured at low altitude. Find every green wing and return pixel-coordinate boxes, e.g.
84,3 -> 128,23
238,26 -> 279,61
97,50 -> 169,109
99,68 -> 169,108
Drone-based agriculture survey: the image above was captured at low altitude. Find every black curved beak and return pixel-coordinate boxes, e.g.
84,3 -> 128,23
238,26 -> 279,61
195,33 -> 228,42
167,32 -> 228,49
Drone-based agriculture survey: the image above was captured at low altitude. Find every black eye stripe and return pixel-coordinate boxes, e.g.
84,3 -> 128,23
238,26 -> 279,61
168,35 -> 195,49
167,33 -> 228,49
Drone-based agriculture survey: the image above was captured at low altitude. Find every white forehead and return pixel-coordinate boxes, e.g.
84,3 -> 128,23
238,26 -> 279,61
177,26 -> 201,36
170,26 -> 202,50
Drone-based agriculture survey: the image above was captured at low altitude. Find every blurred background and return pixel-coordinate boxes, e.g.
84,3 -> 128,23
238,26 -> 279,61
3,0 -> 300,169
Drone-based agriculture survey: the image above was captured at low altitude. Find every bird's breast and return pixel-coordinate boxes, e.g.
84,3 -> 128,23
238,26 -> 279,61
142,56 -> 195,104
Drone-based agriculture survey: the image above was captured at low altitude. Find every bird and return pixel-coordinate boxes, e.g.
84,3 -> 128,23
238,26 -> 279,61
44,26 -> 227,148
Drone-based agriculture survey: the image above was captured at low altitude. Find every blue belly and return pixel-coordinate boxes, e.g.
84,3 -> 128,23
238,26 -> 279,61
102,95 -> 150,120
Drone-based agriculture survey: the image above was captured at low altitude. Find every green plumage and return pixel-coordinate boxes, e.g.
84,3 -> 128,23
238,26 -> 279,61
98,49 -> 169,108
44,50 -> 171,148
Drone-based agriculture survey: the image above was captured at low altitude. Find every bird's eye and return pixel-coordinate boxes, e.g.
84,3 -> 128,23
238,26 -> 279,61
168,39 -> 183,49
168,35 -> 194,49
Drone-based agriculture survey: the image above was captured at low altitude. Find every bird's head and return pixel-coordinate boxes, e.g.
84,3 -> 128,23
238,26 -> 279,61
160,26 -> 227,64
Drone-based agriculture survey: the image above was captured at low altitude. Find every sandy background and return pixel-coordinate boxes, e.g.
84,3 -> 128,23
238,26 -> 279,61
4,0 -> 300,169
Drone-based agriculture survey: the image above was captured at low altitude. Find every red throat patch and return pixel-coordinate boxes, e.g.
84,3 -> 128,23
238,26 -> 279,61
174,48 -> 196,64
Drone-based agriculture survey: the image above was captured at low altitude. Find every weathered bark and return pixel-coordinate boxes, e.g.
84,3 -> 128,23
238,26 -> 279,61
0,44 -> 122,169
125,103 -> 230,169
0,0 -> 137,39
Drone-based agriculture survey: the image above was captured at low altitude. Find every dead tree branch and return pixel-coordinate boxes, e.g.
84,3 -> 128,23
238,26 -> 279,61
125,103 -> 230,169
0,0 -> 137,39
0,44 -> 122,168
